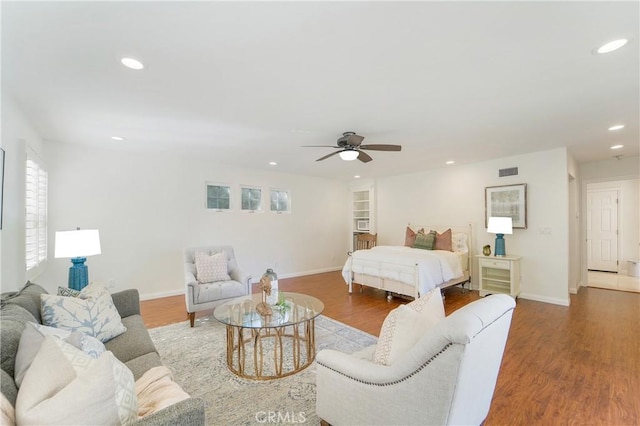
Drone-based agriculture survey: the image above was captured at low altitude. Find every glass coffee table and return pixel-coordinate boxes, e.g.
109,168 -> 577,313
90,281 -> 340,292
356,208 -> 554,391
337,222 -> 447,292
213,292 -> 324,380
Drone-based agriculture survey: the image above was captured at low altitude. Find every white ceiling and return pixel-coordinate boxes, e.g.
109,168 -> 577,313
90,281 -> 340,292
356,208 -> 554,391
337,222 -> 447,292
2,1 -> 638,180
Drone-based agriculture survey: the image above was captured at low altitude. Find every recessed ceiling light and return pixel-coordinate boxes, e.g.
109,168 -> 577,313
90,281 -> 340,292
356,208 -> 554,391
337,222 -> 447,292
269,161 -> 277,166
121,57 -> 144,70
446,160 -> 455,165
608,124 -> 625,131
596,39 -> 628,54
111,136 -> 125,141
354,175 -> 361,179
610,144 -> 624,150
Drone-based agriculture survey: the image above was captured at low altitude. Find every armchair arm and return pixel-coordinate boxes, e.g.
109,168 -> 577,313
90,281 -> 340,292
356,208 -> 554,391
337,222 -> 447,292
229,268 -> 252,295
133,397 -> 205,426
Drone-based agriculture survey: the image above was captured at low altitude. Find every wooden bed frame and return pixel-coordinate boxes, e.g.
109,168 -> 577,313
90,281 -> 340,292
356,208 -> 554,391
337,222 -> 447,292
348,224 -> 473,300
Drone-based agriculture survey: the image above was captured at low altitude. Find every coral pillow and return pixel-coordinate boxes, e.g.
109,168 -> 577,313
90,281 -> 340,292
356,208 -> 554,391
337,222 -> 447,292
434,228 -> 453,251
195,251 -> 230,283
405,227 -> 425,247
373,288 -> 444,365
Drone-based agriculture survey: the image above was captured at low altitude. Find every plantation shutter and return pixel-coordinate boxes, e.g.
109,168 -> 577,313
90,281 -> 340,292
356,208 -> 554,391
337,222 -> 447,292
25,156 -> 47,271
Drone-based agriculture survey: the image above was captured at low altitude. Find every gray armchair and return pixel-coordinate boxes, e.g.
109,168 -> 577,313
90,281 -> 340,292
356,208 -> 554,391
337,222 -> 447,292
183,246 -> 251,327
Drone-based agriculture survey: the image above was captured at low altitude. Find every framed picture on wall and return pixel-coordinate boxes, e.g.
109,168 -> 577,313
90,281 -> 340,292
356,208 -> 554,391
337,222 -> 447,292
0,148 -> 4,230
485,183 -> 527,229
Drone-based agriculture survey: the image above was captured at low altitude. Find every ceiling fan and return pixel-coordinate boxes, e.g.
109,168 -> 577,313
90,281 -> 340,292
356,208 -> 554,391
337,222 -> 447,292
303,131 -> 402,163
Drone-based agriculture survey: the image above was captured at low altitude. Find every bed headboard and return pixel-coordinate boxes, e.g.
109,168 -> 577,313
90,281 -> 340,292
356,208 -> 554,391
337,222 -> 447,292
407,223 -> 473,274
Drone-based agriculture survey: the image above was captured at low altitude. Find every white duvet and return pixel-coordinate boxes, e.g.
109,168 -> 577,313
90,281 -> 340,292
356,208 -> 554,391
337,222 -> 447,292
342,246 -> 464,295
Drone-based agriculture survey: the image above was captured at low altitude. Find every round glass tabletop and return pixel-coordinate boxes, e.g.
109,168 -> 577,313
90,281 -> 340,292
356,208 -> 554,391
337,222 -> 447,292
213,291 -> 324,329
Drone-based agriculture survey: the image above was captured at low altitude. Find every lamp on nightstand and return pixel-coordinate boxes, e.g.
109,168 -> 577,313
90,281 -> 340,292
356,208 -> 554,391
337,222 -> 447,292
487,217 -> 512,257
55,228 -> 101,290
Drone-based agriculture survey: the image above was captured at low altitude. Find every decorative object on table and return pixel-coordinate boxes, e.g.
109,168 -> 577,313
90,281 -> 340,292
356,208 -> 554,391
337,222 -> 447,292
485,183 -> 527,229
262,268 -> 279,305
256,276 -> 273,317
54,228 -> 101,290
483,244 -> 491,256
487,217 -> 513,257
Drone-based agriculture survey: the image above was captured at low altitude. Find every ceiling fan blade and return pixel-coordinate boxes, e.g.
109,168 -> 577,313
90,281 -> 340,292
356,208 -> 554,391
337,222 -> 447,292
346,134 -> 365,146
357,151 -> 373,163
359,144 -> 402,151
302,145 -> 341,148
316,151 -> 342,162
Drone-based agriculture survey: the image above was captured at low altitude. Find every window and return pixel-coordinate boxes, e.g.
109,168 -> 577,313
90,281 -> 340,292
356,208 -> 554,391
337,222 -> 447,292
25,155 -> 48,271
241,186 -> 262,211
270,189 -> 290,213
206,184 -> 231,210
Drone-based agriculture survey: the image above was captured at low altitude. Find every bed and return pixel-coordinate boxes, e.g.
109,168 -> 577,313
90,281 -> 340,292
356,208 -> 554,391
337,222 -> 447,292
342,225 -> 472,299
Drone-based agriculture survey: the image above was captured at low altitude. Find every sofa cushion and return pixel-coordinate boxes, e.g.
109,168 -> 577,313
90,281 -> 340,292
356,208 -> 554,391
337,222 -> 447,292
125,352 -> 163,382
15,337 -> 137,426
0,306 -> 36,379
41,283 -> 127,343
0,282 -> 47,323
373,287 -> 445,365
105,315 -> 158,365
195,251 -> 230,283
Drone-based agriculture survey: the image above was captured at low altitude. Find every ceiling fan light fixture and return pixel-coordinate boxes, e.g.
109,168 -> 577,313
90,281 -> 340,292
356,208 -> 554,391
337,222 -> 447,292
339,150 -> 359,161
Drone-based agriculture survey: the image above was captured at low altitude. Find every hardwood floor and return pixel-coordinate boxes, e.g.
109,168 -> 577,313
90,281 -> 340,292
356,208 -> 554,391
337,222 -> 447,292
140,271 -> 640,425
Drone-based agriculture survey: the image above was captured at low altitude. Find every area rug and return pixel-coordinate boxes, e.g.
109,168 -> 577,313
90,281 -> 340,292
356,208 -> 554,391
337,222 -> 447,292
148,315 -> 377,425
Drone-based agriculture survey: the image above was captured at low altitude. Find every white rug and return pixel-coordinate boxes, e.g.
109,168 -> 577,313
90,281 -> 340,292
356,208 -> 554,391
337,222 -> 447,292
148,315 -> 377,425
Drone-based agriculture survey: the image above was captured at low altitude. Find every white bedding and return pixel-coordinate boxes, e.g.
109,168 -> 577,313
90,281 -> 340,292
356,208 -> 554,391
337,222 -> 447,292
342,246 -> 464,296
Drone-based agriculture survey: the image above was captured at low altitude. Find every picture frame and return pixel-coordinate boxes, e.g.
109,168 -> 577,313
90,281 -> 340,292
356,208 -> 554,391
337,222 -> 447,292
0,148 -> 4,230
485,183 -> 527,229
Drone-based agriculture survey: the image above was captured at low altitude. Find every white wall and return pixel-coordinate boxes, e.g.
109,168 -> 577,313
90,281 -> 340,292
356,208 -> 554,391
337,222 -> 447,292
38,142 -> 349,299
374,148 -> 571,306
0,95 -> 46,292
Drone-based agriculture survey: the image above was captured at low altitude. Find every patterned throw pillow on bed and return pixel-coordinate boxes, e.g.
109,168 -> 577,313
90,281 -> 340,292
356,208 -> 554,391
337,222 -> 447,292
373,287 -> 444,365
413,230 -> 437,250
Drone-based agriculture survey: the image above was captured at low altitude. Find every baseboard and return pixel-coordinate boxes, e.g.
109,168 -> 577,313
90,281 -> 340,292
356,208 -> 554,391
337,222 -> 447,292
140,289 -> 184,301
139,266 -> 344,301
519,292 -> 570,306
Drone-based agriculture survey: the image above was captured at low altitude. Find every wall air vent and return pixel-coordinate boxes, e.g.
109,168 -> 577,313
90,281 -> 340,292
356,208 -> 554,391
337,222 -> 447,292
499,167 -> 518,177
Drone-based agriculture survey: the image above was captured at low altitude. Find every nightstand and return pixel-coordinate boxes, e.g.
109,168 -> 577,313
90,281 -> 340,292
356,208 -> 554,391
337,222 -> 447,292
476,255 -> 521,298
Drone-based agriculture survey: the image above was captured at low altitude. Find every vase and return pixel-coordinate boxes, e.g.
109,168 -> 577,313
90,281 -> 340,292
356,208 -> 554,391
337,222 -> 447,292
263,268 -> 279,305
483,245 -> 491,256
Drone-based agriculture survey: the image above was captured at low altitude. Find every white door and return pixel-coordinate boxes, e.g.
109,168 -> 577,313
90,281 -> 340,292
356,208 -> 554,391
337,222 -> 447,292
587,189 -> 618,272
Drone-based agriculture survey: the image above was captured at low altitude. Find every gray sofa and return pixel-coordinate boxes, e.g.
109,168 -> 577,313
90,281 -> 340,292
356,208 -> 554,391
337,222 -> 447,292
0,281 -> 205,425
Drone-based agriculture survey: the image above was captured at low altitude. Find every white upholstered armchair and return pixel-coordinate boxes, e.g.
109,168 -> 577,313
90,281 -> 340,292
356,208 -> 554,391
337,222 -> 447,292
183,246 -> 251,327
316,294 -> 516,425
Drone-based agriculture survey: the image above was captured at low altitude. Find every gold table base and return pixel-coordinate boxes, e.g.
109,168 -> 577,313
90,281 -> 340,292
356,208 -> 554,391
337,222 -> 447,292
225,318 -> 317,380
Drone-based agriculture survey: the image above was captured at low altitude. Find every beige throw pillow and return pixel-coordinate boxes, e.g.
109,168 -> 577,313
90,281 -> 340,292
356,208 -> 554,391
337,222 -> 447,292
15,337 -> 137,425
373,287 -> 444,365
195,251 -> 230,283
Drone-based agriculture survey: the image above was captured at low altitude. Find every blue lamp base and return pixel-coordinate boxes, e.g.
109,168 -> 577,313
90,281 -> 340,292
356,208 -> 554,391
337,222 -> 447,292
494,234 -> 506,257
68,257 -> 89,291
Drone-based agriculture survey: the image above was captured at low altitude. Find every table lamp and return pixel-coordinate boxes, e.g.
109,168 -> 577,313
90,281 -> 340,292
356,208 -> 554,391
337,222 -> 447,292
487,217 -> 512,257
54,228 -> 101,290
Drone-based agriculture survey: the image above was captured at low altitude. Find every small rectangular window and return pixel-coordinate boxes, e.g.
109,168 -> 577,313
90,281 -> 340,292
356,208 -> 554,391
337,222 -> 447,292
270,189 -> 290,213
206,183 -> 231,210
241,186 -> 262,211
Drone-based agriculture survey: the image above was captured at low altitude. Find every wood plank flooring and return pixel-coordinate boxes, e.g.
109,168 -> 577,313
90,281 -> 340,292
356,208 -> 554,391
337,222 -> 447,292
140,271 -> 640,425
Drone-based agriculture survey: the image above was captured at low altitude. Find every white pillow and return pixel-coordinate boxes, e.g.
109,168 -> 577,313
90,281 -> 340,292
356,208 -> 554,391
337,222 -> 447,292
14,322 -> 106,388
195,251 -> 230,283
373,287 -> 444,365
41,283 -> 127,343
15,337 -> 137,425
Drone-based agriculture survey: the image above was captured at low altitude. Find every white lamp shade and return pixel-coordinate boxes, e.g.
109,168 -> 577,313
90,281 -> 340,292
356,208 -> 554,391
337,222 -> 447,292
487,217 -> 513,235
55,229 -> 101,258
339,150 -> 359,161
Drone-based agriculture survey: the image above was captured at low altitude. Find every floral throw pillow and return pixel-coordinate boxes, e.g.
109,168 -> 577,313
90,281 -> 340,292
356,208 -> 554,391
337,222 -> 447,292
41,285 -> 127,343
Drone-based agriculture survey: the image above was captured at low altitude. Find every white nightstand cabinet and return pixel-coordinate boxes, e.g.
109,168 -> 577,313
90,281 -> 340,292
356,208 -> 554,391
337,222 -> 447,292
477,255 -> 521,298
